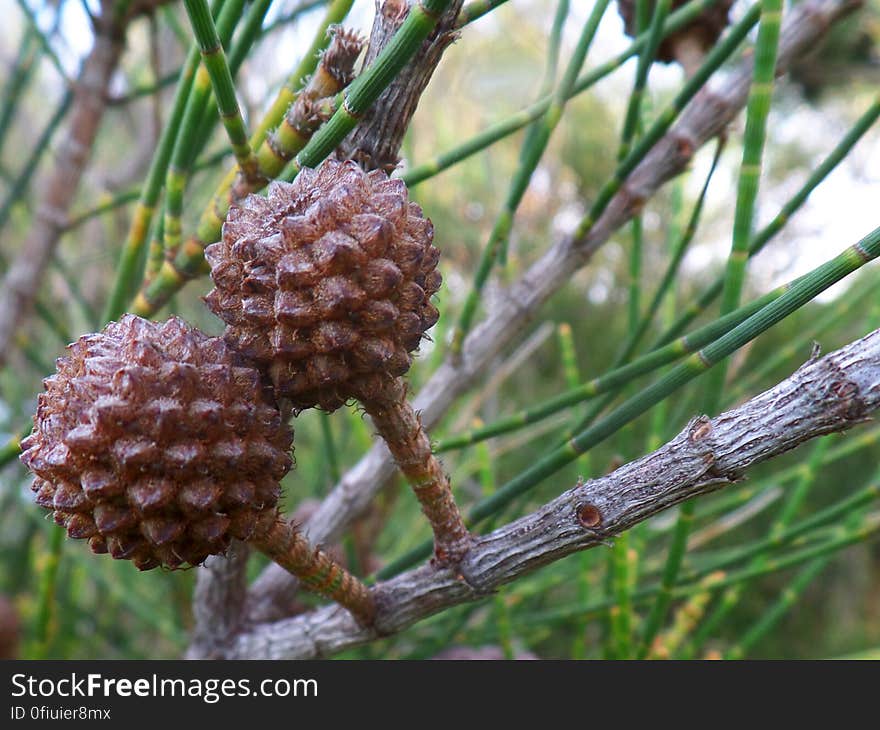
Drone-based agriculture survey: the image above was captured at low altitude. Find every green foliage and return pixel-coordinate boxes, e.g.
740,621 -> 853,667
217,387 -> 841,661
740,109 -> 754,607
1,0 -> 880,660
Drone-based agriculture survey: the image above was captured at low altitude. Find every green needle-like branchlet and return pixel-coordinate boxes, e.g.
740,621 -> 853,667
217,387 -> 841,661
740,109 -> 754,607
651,0 -> 784,646
129,0 -> 356,316
612,0 -> 671,651
404,0 -> 722,187
0,87 -> 72,236
283,0 -> 455,178
575,4 -> 759,242
103,1 -> 219,322
450,0 -> 611,356
625,138 -> 724,359
161,0 -> 247,262
619,0 -> 671,160
658,95 -> 880,344
30,527 -> 64,659
684,299 -> 880,655
12,0 -> 68,84
123,0 -> 718,318
704,0 -> 783,403
0,26 -> 39,164
726,278 -> 876,405
722,556 -> 831,659
436,278 -> 782,453
683,436 -> 834,656
183,0 -> 260,181
455,0 -> 512,27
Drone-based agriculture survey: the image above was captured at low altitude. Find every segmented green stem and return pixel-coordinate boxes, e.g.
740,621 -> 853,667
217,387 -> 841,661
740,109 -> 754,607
683,435 -> 833,655
692,297 -> 880,643
67,148 -> 229,231
130,0 -> 355,316
627,137 -> 725,358
451,0 -> 610,355
503,0 -> 570,263
575,5 -> 759,241
610,0 -> 669,648
183,0 -> 259,180
12,0 -> 67,83
564,138 -> 724,442
726,278 -> 877,405
162,0 -> 247,261
636,180 -> 690,657
30,527 -> 64,659
102,7 -> 210,322
704,0 -> 783,404
282,0 -> 455,177
454,0 -> 512,26
558,322 -> 595,659
0,26 -> 39,163
450,500 -> 880,635
404,0 -> 726,187
722,556 -> 831,659
436,283 -> 785,452
652,0 -> 784,647
619,0 -> 670,159
156,0 -> 279,274
121,0 -> 717,318
659,71 -> 880,345
251,0 -> 353,149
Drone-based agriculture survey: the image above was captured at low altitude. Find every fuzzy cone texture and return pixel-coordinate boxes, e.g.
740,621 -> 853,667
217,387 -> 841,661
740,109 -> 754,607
204,159 -> 441,412
20,315 -> 292,570
617,0 -> 734,63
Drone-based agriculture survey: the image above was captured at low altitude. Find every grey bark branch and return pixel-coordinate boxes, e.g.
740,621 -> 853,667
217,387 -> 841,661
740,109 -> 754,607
186,542 -> 251,659
223,326 -> 880,659
0,0 -> 167,367
235,0 -> 859,625
335,0 -> 465,170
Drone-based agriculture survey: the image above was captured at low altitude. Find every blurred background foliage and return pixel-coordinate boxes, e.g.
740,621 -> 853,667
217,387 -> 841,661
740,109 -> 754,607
2,0 -> 880,659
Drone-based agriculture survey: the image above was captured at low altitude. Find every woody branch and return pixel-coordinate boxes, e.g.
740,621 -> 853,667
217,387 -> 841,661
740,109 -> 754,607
241,0 -> 860,621
206,326 -> 880,659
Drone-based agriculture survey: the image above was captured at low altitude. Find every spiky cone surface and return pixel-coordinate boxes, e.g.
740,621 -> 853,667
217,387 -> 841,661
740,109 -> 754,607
617,0 -> 734,64
204,159 -> 442,412
20,315 -> 292,571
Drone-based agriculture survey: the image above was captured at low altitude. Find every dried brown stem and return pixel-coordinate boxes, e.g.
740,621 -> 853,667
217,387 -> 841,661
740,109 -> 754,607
358,375 -> 471,565
250,516 -> 376,626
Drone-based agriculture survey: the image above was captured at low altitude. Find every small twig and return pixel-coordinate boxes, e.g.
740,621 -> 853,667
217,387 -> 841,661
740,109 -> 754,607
358,375 -> 471,565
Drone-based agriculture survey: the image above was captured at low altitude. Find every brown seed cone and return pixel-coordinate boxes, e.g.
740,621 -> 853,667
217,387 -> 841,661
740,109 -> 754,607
617,0 -> 734,65
20,315 -> 293,571
204,159 -> 442,412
